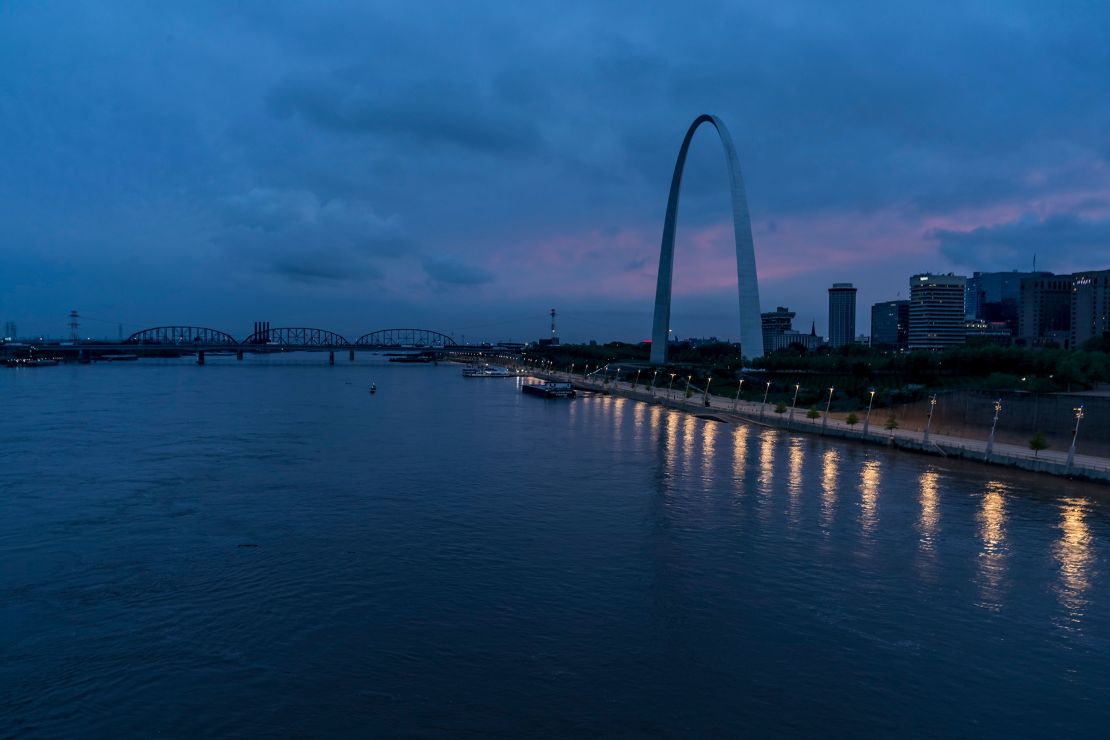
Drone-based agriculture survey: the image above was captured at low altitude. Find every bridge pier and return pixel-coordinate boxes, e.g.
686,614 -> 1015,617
236,351 -> 243,361
329,350 -> 335,366
197,350 -> 205,365
349,349 -> 355,362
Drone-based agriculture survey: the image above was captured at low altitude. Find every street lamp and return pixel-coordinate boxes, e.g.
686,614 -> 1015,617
651,369 -> 659,397
1066,404 -> 1085,473
761,380 -> 771,420
634,368 -> 641,390
862,388 -> 876,438
702,377 -> 712,407
733,378 -> 744,412
822,386 -> 834,433
668,372 -> 676,399
923,394 -> 938,446
788,383 -> 801,427
985,398 -> 1002,462
684,375 -> 692,404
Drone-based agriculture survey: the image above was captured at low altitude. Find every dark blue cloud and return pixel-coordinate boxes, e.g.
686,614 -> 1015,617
3,0 -> 1110,340
932,214 -> 1110,272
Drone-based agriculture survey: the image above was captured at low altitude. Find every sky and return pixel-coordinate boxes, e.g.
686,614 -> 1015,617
3,0 -> 1110,344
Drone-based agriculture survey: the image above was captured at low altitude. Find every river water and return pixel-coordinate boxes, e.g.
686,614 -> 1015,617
2,357 -> 1108,737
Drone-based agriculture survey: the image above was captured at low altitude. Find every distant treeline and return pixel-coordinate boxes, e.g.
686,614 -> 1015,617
527,337 -> 1110,410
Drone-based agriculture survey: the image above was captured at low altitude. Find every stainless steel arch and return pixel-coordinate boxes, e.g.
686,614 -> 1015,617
650,114 -> 763,363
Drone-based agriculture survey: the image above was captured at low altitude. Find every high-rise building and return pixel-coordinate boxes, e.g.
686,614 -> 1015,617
966,270 -> 1048,335
1019,274 -> 1072,346
760,306 -> 795,354
1071,269 -> 1110,347
908,273 -> 966,349
871,300 -> 909,349
827,283 -> 857,348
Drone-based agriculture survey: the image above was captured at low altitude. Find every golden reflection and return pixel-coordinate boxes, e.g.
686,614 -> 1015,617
820,448 -> 839,529
664,408 -> 679,474
632,401 -> 646,443
858,459 -> 880,536
976,481 -> 1008,610
682,414 -> 697,470
1055,499 -> 1093,621
917,470 -> 939,549
701,420 -> 718,482
915,470 -> 940,581
612,397 -> 626,439
759,430 -> 776,488
731,425 -> 750,487
787,438 -> 804,522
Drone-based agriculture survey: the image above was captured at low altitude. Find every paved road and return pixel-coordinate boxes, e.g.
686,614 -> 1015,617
560,373 -> 1110,475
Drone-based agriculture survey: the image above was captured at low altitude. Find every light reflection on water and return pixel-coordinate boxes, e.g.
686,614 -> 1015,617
821,448 -> 839,531
917,470 -> 941,581
700,420 -> 717,485
663,406 -> 679,475
731,425 -> 749,489
759,430 -> 777,491
1055,498 -> 1093,625
787,437 -> 805,523
859,459 -> 881,538
611,397 -> 626,440
977,481 -> 1009,611
681,414 -> 697,472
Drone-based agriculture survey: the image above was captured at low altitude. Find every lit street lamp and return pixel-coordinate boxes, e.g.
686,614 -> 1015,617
862,388 -> 876,438
923,394 -> 938,446
702,377 -> 713,407
985,398 -> 1002,462
668,372 -> 676,399
650,369 -> 659,397
822,387 -> 834,433
634,369 -> 641,390
684,375 -> 692,404
1066,405 -> 1085,473
788,383 -> 801,427
760,380 -> 771,420
733,378 -> 744,412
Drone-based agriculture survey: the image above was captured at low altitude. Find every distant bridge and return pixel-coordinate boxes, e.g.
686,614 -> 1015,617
2,324 -> 500,364
125,325 -> 458,350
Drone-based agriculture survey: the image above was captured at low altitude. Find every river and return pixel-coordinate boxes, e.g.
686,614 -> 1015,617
2,356 -> 1108,736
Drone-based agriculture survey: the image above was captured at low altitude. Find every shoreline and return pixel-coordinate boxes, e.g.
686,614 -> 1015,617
543,373 -> 1110,487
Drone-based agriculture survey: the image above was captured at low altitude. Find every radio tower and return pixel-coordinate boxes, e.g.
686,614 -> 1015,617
68,310 -> 80,342
550,308 -> 559,345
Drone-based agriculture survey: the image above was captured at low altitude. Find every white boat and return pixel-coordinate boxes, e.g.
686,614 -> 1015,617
462,364 -> 513,377
522,380 -> 576,398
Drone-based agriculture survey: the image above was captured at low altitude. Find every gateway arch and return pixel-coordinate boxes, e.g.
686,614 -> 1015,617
650,114 -> 763,364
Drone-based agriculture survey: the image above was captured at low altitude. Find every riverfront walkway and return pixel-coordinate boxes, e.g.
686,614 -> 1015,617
544,372 -> 1110,485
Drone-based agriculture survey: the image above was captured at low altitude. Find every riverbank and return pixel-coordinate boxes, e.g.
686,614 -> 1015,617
545,373 -> 1110,486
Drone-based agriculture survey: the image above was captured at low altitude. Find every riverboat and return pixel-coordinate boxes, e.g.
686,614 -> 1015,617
521,380 -> 576,398
4,358 -> 59,367
462,364 -> 514,377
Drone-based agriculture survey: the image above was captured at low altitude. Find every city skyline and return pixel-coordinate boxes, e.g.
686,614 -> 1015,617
4,2 -> 1110,343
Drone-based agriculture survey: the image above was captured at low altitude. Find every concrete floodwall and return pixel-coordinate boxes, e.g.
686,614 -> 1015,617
887,390 -> 1110,459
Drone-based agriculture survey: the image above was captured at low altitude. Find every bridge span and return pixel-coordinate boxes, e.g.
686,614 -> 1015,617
3,325 -> 526,365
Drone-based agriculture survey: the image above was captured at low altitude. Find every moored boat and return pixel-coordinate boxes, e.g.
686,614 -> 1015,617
522,380 -> 576,398
462,364 -> 514,377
